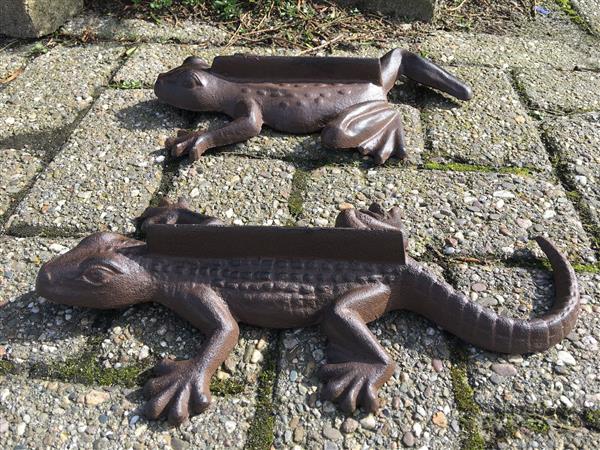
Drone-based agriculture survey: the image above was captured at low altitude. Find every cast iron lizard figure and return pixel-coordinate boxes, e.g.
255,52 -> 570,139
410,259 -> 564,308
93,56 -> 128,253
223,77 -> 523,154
35,200 -> 579,425
154,49 -> 473,164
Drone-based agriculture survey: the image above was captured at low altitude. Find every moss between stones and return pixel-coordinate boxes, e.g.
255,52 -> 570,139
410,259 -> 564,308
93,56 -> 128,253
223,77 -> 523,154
210,377 -> 246,396
110,79 -> 144,89
245,340 -> 277,450
450,345 -> 485,450
584,409 -> 600,431
423,161 -> 532,176
287,169 -> 310,221
0,360 -> 18,375
554,0 -> 592,32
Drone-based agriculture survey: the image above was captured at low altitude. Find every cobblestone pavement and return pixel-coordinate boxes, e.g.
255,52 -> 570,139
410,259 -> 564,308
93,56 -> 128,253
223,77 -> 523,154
1,2 -> 600,449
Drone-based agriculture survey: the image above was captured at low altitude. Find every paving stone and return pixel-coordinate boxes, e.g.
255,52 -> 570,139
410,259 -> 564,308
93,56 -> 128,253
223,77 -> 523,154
449,263 -> 600,412
419,32 -> 600,70
0,236 -> 96,365
422,66 -> 549,169
0,44 -> 124,154
493,419 -> 600,449
543,112 -> 600,227
0,149 -> 42,217
572,0 -> 600,35
300,166 -> 594,262
9,89 -> 187,236
520,0 -> 592,42
170,156 -> 295,226
0,376 -> 256,449
0,40 -> 30,84
515,68 -> 600,113
273,264 -> 460,449
0,0 -> 83,38
61,13 -> 228,45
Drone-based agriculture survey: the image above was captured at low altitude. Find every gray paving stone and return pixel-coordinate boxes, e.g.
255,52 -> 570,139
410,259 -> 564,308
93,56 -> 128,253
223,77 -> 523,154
9,89 -> 187,236
515,68 -> 600,113
170,156 -> 295,226
61,13 -> 228,45
419,32 -> 600,70
299,166 -> 594,262
0,44 -> 124,154
0,149 -> 42,217
498,424 -> 600,449
422,66 -> 550,169
449,263 -> 600,412
273,263 -> 460,450
0,236 -> 94,365
0,40 -> 30,83
518,0 -> 591,42
0,376 -> 256,449
572,0 -> 600,35
543,112 -> 600,227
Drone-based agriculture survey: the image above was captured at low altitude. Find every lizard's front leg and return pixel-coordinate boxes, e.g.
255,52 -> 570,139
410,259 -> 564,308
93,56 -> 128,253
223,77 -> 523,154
320,283 -> 395,414
166,99 -> 263,161
143,285 -> 239,425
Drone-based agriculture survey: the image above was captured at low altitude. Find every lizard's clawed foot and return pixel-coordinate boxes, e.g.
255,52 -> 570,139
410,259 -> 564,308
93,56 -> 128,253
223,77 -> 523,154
165,130 -> 207,160
319,361 -> 394,414
143,358 -> 211,425
335,202 -> 404,234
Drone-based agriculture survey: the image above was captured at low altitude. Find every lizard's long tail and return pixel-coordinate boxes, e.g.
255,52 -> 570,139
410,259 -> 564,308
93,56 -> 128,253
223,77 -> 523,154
400,237 -> 579,354
380,48 -> 473,101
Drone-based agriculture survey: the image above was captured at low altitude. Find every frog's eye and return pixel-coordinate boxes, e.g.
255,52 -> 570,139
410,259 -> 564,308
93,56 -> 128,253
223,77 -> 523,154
80,264 -> 121,286
183,56 -> 209,69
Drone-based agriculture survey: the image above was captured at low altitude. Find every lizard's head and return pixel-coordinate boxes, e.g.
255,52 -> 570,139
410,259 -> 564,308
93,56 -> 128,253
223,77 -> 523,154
154,56 -> 218,111
36,232 -> 155,310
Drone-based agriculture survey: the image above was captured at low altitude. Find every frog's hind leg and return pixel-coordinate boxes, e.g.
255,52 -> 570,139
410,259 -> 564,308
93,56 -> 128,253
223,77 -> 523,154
321,101 -> 406,164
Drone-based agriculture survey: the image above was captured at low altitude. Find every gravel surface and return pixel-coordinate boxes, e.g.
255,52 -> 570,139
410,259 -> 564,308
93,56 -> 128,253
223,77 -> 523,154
273,264 -> 461,450
451,264 -> 600,412
418,32 -> 600,70
61,13 -> 228,45
572,0 -> 600,35
543,112 -> 600,227
515,68 -> 600,114
171,155 -> 294,226
422,66 -> 549,169
300,166 -> 594,261
0,44 -> 124,155
0,236 -> 93,365
0,40 -> 31,84
0,376 -> 256,449
0,150 -> 41,218
10,89 -> 187,236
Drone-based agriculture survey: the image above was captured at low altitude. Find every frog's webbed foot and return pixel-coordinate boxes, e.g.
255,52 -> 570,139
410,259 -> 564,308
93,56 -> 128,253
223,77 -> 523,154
143,358 -> 211,425
321,101 -> 406,164
135,197 -> 224,233
335,203 -> 404,233
165,130 -> 207,161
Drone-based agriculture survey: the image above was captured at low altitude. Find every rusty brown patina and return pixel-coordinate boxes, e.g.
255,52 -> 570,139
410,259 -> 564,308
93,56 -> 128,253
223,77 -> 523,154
35,199 -> 579,425
154,49 -> 473,164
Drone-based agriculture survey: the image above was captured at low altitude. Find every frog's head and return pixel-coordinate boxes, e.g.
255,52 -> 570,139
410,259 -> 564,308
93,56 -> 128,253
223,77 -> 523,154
154,56 -> 219,111
36,233 -> 156,309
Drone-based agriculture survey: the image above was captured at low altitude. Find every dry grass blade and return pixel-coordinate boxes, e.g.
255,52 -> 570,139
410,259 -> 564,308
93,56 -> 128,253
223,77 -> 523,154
0,66 -> 25,84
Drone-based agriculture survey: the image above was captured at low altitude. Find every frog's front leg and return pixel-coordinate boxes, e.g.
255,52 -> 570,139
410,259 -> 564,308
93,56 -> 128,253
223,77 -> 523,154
143,285 -> 239,425
166,99 -> 263,161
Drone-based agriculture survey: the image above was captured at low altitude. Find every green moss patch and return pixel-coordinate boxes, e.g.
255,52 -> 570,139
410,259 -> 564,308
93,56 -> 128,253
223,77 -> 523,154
287,169 -> 310,221
423,161 -> 532,176
584,409 -> 600,431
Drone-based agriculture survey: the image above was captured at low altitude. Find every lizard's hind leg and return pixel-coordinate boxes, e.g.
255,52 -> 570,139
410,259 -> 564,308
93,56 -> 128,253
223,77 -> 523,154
319,284 -> 396,414
321,101 -> 406,164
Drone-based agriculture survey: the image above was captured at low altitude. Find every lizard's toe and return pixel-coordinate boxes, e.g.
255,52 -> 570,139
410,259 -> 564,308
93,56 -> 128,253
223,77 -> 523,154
143,382 -> 178,420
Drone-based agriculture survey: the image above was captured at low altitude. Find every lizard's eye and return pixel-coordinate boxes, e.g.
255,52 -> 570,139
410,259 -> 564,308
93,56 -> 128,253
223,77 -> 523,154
80,265 -> 120,286
182,72 -> 204,89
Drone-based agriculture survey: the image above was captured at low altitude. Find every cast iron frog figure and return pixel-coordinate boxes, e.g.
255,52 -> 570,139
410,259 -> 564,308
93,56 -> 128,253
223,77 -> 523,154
154,49 -> 473,164
35,199 -> 579,425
